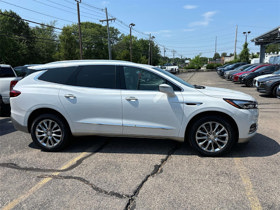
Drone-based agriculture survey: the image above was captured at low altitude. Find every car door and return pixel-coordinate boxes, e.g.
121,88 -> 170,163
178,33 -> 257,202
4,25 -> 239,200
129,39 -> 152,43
120,66 -> 184,138
59,65 -> 122,135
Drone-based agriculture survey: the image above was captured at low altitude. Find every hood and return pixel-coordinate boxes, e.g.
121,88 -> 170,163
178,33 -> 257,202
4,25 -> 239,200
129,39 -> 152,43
196,86 -> 255,101
254,74 -> 274,81
258,74 -> 280,82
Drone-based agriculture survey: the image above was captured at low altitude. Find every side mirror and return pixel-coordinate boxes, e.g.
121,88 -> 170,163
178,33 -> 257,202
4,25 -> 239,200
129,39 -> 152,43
159,84 -> 174,95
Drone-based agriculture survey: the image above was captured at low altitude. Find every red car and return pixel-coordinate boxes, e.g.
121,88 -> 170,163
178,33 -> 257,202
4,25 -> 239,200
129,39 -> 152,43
232,64 -> 271,82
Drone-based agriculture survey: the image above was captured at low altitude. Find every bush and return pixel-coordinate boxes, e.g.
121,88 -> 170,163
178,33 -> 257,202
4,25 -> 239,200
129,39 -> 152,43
206,63 -> 222,69
184,64 -> 201,69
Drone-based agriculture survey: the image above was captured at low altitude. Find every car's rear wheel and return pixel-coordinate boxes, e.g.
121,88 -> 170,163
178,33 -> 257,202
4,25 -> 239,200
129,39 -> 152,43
31,114 -> 70,151
188,116 -> 236,156
272,84 -> 279,97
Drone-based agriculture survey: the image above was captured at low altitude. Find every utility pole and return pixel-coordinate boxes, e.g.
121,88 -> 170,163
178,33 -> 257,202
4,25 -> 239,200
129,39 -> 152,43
100,8 -> 116,60
129,23 -> 135,62
75,0 -> 83,59
234,25 -> 238,58
148,34 -> 155,65
163,47 -> 166,57
215,36 -> 217,55
172,50 -> 176,62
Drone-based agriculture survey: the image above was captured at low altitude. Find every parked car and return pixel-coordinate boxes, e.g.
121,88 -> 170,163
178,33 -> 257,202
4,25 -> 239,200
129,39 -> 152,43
0,64 -> 21,116
224,64 -> 257,80
11,60 -> 259,156
14,64 -> 40,77
216,63 -> 231,71
241,65 -> 280,87
276,84 -> 280,98
253,69 -> 280,87
256,74 -> 280,97
232,64 -> 271,82
162,63 -> 179,74
217,62 -> 247,77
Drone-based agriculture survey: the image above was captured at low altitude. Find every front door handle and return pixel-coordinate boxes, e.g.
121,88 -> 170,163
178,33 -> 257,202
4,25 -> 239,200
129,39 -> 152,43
125,97 -> 138,101
64,94 -> 76,99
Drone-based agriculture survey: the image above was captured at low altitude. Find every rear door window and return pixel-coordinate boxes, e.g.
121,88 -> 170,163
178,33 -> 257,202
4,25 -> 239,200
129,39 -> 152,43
69,65 -> 117,89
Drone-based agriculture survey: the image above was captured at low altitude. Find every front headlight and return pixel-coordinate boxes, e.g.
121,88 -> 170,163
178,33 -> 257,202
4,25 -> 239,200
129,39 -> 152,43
224,99 -> 258,109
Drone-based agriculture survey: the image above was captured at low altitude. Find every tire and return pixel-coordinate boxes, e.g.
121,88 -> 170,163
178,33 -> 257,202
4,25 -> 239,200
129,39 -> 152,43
245,79 -> 253,87
31,114 -> 71,151
272,84 -> 279,97
188,116 -> 236,156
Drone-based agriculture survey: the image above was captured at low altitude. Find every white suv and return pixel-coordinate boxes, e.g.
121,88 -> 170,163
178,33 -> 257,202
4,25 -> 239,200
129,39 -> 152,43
10,60 -> 259,156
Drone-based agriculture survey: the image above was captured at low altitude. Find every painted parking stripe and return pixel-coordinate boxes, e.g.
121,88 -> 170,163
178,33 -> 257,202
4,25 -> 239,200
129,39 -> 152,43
2,149 -> 95,210
234,158 -> 262,210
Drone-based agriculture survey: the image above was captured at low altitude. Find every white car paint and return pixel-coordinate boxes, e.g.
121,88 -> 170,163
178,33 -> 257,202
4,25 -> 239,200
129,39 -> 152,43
10,60 -> 259,148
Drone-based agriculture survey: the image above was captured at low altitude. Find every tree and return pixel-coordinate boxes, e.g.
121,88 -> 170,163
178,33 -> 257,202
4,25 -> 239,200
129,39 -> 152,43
265,43 -> 280,54
0,10 -> 35,66
213,52 -> 221,60
221,52 -> 227,57
189,54 -> 203,69
57,22 -> 120,60
32,22 -> 58,63
239,42 -> 250,63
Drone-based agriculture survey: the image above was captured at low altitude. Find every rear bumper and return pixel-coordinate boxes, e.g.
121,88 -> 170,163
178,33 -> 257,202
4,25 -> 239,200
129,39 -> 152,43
11,116 -> 29,133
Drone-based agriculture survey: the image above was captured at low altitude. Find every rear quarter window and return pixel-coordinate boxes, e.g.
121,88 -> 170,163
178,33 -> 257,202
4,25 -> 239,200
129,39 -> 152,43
0,67 -> 16,77
38,66 -> 77,84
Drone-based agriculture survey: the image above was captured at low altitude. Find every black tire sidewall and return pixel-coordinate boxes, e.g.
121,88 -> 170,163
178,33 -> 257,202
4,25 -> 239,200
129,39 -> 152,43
31,114 -> 70,151
188,116 -> 236,156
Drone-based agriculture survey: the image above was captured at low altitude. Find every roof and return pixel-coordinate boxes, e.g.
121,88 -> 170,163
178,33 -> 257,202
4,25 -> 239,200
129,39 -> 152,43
251,26 -> 280,45
30,60 -> 152,70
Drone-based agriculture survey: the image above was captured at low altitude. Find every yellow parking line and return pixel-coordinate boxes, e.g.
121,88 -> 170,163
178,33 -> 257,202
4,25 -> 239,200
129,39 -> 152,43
234,158 -> 262,210
2,150 -> 93,210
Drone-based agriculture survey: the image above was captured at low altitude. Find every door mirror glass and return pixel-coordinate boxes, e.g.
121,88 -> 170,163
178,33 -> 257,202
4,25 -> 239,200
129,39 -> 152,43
159,84 -> 174,95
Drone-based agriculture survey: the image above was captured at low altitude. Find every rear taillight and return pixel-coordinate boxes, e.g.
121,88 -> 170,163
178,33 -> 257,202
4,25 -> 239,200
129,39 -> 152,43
10,80 -> 18,91
10,90 -> 21,97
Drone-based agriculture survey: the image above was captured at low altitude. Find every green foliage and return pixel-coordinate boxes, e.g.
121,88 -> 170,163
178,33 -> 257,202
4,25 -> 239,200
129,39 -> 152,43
187,54 -> 205,69
32,22 -> 58,63
213,52 -> 221,60
239,42 -> 250,63
0,10 -> 35,66
265,43 -> 280,54
221,52 -> 227,57
206,63 -> 222,69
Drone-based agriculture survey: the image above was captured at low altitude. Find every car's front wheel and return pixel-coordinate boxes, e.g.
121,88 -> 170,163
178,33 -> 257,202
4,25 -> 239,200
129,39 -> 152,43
188,116 -> 236,156
31,114 -> 70,151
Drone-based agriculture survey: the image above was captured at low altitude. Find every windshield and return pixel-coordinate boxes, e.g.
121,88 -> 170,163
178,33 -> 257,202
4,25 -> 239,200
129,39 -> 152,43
152,67 -> 194,88
255,66 -> 270,73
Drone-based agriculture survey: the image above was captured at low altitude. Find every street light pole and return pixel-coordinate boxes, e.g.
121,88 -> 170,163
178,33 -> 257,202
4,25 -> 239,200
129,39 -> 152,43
243,31 -> 251,43
75,0 -> 83,59
148,34 -> 155,65
129,23 -> 135,62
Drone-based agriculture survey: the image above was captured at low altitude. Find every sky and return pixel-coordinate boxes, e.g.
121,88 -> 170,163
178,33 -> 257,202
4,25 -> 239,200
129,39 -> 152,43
1,0 -> 280,59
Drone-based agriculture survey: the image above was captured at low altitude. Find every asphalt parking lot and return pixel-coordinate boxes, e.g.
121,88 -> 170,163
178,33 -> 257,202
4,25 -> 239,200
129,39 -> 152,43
1,71 -> 279,210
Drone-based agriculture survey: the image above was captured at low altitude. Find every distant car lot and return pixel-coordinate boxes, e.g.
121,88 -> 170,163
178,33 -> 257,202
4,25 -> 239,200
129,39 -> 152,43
0,71 -> 279,209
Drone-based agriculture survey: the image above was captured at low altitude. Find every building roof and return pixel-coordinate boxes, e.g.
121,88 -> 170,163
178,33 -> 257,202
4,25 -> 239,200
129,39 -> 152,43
251,26 -> 280,45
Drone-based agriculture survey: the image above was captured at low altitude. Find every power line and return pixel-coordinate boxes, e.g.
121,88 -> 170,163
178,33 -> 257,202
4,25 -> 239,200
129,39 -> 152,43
0,0 -> 75,24
0,12 -> 63,31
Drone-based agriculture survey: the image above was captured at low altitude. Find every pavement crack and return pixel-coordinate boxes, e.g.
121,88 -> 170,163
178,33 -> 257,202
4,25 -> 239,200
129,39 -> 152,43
37,174 -> 131,199
0,141 -> 108,173
125,144 -> 179,210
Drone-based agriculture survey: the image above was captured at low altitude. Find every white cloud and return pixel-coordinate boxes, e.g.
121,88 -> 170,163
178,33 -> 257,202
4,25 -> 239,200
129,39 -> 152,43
146,30 -> 172,35
183,5 -> 198,10
101,1 -> 110,6
183,28 -> 195,32
189,11 -> 217,27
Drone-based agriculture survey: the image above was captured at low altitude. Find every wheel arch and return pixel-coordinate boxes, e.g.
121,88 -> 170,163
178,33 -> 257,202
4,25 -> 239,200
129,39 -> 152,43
184,111 -> 239,143
27,108 -> 71,134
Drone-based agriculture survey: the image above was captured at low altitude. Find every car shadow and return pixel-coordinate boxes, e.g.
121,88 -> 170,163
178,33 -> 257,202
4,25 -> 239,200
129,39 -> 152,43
29,133 -> 279,158
0,118 -> 16,136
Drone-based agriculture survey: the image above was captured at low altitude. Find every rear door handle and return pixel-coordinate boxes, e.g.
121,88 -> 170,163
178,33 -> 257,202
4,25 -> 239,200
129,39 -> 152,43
125,97 -> 138,101
64,94 -> 76,99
